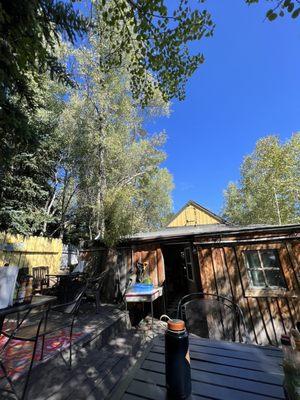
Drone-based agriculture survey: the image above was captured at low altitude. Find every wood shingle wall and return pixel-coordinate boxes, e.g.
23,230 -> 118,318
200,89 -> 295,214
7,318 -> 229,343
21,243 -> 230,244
197,237 -> 300,346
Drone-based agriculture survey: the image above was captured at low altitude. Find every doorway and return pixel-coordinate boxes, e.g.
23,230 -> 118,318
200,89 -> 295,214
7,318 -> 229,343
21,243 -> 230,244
162,243 -> 198,316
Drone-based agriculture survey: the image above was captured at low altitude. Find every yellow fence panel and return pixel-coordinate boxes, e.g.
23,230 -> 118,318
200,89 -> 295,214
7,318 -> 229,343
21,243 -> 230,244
0,232 -> 63,274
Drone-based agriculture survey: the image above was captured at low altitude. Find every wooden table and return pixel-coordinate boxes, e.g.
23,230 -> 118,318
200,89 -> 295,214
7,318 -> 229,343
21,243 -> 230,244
45,273 -> 73,281
0,295 -> 56,332
46,273 -> 82,303
112,335 -> 284,400
125,287 -> 164,330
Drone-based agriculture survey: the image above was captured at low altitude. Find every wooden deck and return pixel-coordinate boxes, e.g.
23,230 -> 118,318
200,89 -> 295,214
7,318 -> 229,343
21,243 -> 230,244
2,315 -> 285,400
1,303 -> 142,400
110,335 -> 284,400
18,330 -> 149,400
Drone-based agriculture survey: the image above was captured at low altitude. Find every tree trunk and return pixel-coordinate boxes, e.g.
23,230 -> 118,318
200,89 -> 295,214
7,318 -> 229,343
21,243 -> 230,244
41,189 -> 57,235
95,116 -> 107,240
58,170 -> 69,239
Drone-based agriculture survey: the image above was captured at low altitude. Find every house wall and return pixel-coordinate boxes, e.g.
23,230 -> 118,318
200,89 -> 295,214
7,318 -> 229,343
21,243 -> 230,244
168,204 -> 221,227
197,236 -> 300,346
131,244 -> 165,286
80,244 -> 166,302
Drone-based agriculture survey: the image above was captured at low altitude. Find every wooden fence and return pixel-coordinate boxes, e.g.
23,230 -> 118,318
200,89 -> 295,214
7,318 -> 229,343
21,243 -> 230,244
0,232 -> 63,274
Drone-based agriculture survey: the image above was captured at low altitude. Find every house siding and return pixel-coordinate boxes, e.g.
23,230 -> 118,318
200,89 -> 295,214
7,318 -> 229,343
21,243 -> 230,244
131,244 -> 165,286
197,236 -> 300,346
168,204 -> 221,227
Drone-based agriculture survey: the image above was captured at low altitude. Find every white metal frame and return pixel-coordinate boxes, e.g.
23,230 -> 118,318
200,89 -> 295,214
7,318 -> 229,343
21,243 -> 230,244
243,249 -> 286,289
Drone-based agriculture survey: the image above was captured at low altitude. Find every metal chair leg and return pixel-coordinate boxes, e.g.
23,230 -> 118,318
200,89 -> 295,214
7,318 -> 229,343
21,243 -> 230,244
0,360 -> 20,399
40,334 -> 46,361
21,315 -> 45,400
69,326 -> 73,370
40,307 -> 50,360
163,290 -> 167,314
68,315 -> 76,370
21,337 -> 39,400
95,291 -> 101,314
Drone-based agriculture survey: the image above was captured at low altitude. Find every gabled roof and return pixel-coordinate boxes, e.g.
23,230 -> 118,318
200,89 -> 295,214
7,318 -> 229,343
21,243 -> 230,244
167,200 -> 226,227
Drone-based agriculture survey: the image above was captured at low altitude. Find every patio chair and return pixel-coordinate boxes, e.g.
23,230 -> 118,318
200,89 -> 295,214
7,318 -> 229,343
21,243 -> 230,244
176,292 -> 248,343
32,266 -> 50,294
0,285 -> 86,400
83,269 -> 109,313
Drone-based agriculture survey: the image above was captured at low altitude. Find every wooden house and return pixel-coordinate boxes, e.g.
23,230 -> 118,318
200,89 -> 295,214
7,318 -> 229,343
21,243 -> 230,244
83,201 -> 300,346
115,221 -> 300,346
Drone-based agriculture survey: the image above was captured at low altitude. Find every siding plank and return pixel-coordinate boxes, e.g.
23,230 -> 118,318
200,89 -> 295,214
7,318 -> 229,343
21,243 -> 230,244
156,248 -> 165,286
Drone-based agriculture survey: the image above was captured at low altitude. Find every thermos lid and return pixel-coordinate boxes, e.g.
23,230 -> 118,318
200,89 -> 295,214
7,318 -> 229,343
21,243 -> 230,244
281,334 -> 291,346
167,319 -> 186,331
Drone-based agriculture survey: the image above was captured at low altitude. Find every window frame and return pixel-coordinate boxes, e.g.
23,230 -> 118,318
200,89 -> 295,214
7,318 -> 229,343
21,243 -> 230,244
243,249 -> 287,290
184,247 -> 194,282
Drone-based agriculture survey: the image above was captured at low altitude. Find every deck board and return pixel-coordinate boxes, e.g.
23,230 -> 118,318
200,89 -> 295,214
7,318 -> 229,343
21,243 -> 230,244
1,304 -> 133,400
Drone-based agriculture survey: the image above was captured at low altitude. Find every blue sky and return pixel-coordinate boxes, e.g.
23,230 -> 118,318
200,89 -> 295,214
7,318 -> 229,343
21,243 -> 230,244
147,1 -> 300,215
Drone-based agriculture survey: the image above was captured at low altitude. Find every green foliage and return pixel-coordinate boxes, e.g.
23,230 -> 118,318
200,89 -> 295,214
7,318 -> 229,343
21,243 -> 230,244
94,0 -> 214,105
0,26 -> 174,242
223,134 -> 300,225
55,31 -> 174,244
4,0 -> 299,241
0,1 -> 87,185
0,0 -> 86,108
0,1 -> 212,234
0,78 -> 65,234
246,0 -> 300,20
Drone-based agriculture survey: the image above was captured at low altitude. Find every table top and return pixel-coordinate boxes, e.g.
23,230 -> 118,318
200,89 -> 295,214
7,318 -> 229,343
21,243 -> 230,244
113,335 -> 284,400
125,287 -> 163,302
0,295 -> 57,318
46,272 -> 81,278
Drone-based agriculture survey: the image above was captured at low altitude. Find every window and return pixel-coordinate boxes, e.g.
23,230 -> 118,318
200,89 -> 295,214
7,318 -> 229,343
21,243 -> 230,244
244,249 -> 286,289
184,247 -> 194,281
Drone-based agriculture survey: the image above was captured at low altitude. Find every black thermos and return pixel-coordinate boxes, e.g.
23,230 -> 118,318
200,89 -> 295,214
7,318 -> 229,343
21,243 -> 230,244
165,319 -> 192,399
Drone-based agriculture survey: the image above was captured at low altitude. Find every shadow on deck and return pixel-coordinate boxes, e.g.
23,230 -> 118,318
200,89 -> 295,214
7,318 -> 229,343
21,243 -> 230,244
1,303 -> 155,400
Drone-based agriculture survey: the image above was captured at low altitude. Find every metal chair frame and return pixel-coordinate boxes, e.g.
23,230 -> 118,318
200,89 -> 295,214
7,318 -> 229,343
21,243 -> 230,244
0,285 -> 86,400
177,292 -> 249,343
84,269 -> 109,313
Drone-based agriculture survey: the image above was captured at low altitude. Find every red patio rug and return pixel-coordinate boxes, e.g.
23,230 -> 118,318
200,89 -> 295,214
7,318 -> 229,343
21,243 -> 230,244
0,327 -> 86,382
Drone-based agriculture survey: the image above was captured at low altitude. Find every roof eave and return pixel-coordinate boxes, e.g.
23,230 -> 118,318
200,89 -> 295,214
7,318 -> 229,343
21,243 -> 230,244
121,223 -> 300,245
